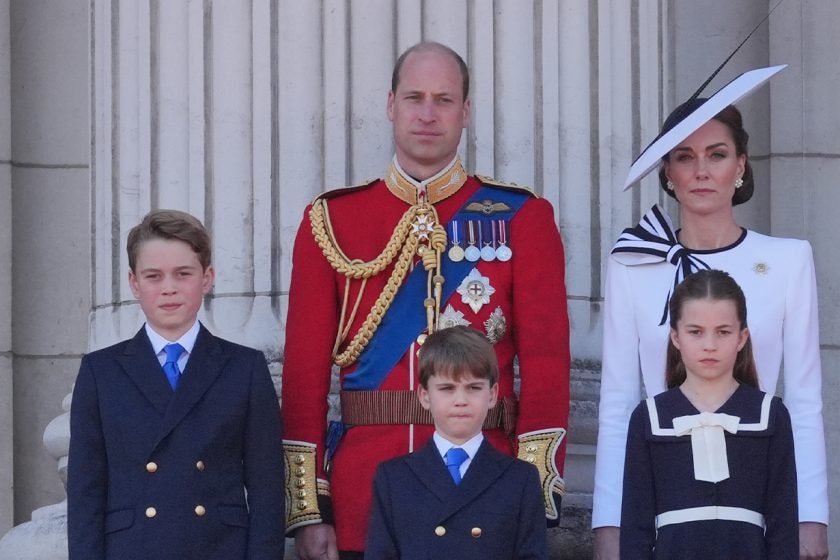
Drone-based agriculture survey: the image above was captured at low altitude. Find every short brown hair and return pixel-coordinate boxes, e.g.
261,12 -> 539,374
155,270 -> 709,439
127,209 -> 212,272
418,326 -> 498,388
391,41 -> 470,101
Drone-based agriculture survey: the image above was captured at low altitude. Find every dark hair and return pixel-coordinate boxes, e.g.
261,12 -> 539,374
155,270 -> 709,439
391,41 -> 470,101
127,209 -> 212,272
418,326 -> 498,388
658,100 -> 754,205
665,269 -> 758,389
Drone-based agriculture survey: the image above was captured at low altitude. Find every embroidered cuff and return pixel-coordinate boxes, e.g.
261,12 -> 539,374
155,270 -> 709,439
518,428 -> 566,520
284,440 -> 332,532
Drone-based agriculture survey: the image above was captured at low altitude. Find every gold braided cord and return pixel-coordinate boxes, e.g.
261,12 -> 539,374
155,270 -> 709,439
310,199 -> 416,279
332,235 -> 417,366
310,197 -> 447,367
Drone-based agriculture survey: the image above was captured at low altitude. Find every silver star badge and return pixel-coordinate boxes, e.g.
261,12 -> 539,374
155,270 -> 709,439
457,268 -> 495,313
438,305 -> 471,330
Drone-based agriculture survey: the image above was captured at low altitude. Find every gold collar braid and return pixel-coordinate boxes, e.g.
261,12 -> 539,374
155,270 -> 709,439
309,197 -> 448,367
385,156 -> 467,205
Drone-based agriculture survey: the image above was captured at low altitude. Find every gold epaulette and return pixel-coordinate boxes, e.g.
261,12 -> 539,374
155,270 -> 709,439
313,179 -> 379,202
475,175 -> 537,197
518,428 -> 567,520
283,440 -> 330,531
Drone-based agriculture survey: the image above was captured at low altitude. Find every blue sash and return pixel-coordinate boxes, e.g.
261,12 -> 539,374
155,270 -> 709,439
342,185 -> 530,390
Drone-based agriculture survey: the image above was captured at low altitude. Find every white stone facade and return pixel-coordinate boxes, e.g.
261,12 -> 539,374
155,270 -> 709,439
1,1 -> 840,557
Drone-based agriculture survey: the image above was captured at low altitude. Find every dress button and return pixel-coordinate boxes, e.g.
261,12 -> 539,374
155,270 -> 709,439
434,526 -> 446,537
471,527 -> 482,538
194,505 -> 206,517
195,460 -> 205,471
145,507 -> 157,518
296,500 -> 308,510
145,462 -> 158,473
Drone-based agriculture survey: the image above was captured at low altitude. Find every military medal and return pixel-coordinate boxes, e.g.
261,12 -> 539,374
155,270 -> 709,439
495,220 -> 512,262
447,220 -> 465,262
480,220 -> 496,262
484,306 -> 507,343
457,268 -> 496,313
464,220 -> 481,262
438,304 -> 471,329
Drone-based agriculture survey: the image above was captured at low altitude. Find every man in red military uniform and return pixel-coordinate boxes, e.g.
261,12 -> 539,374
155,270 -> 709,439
282,42 -> 570,560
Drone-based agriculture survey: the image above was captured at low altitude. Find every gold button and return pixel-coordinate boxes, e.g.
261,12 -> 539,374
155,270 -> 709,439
195,460 -> 205,471
145,462 -> 158,473
434,526 -> 446,537
294,454 -> 305,465
194,505 -> 206,517
295,467 -> 306,476
471,527 -> 482,538
295,479 -> 306,488
526,454 -> 536,463
416,333 -> 428,346
296,490 -> 307,499
525,445 -> 537,453
145,507 -> 157,518
296,500 -> 308,510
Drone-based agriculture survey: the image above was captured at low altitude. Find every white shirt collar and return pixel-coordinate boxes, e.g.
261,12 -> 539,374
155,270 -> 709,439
432,431 -> 484,461
144,320 -> 201,357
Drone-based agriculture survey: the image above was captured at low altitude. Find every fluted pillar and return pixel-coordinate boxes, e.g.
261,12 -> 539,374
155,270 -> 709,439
769,1 -> 840,552
0,0 -> 12,536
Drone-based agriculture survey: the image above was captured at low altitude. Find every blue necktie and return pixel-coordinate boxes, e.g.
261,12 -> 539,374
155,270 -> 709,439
445,447 -> 469,485
162,343 -> 185,390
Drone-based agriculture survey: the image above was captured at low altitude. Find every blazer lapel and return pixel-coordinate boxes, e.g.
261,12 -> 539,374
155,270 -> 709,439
436,439 -> 510,522
115,328 -> 173,416
153,326 -> 228,449
406,440 -> 456,503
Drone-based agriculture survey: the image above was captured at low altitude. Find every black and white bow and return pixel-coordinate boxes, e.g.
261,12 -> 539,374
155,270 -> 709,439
611,205 -> 710,325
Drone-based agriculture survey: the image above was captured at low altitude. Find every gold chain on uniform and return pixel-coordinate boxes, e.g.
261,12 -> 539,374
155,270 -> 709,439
309,198 -> 447,367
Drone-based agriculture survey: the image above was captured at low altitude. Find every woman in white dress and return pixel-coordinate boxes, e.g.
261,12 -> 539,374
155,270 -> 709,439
592,95 -> 828,560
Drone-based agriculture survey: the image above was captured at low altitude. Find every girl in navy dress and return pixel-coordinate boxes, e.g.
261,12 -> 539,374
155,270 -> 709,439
620,269 -> 798,559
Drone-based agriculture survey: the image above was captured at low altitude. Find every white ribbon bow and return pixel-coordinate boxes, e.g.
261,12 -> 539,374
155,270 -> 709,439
672,412 -> 740,483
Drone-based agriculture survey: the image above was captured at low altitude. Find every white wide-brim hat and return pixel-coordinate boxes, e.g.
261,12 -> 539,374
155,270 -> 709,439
623,64 -> 787,191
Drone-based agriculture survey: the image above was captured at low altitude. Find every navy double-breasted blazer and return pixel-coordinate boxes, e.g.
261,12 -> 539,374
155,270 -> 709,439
67,325 -> 285,560
365,438 -> 547,559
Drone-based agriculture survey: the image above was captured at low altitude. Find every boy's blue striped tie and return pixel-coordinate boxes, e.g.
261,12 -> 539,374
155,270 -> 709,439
445,447 -> 469,485
163,343 -> 185,390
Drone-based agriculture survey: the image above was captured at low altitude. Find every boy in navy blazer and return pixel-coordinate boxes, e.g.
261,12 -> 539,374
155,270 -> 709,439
67,210 -> 285,559
364,326 -> 547,559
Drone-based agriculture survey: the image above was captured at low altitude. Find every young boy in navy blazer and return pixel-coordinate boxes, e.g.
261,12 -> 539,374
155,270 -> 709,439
67,210 -> 285,560
364,326 -> 547,559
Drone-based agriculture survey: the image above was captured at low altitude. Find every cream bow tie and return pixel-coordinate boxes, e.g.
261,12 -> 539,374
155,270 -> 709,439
672,412 -> 740,483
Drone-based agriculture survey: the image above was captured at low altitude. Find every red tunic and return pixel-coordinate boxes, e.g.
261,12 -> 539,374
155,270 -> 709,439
282,169 -> 570,552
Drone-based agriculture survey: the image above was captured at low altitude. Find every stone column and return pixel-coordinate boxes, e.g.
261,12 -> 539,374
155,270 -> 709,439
0,0 -> 13,536
769,1 -> 840,552
9,0 -> 89,523
90,0 -> 301,360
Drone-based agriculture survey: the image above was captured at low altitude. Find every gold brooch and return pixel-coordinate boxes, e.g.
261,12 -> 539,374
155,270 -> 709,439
753,262 -> 769,275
